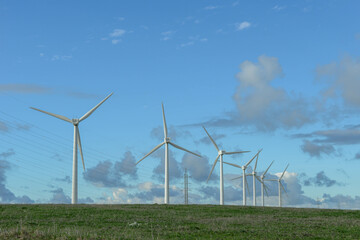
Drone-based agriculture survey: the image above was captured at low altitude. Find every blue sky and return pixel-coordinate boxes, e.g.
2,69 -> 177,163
1,0 -> 360,208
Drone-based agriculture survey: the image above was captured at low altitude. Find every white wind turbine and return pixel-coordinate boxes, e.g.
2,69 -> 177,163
224,149 -> 262,206
265,164 -> 289,207
30,92 -> 113,204
203,126 -> 249,205
258,160 -> 274,207
136,103 -> 201,204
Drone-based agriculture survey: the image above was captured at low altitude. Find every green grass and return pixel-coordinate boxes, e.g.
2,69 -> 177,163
0,204 -> 359,239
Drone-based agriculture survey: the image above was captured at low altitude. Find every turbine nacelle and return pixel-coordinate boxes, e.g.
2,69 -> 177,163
72,119 -> 80,125
164,137 -> 171,143
218,150 -> 225,155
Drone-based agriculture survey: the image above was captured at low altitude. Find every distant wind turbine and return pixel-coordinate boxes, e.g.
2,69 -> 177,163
203,126 -> 249,205
136,103 -> 201,204
30,92 -> 113,204
224,149 -> 262,206
265,164 -> 289,207
258,160 -> 274,207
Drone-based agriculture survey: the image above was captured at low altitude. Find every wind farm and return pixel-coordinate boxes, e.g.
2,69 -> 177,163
1,0 -> 360,239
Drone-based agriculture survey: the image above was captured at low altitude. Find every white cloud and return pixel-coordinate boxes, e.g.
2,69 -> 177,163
180,35 -> 208,48
109,29 -> 126,37
115,17 -> 125,21
102,29 -> 126,45
236,21 -> 251,31
138,182 -> 154,191
272,5 -> 286,11
161,31 -> 175,41
232,55 -> 315,131
180,41 -> 195,48
51,55 -> 72,61
316,56 -> 360,107
204,6 -> 218,10
98,188 -> 140,204
192,55 -> 316,131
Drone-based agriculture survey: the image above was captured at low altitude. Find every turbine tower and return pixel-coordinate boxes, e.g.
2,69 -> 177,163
203,126 -> 249,205
230,171 -> 251,205
265,164 -> 289,207
136,103 -> 201,204
251,149 -> 262,206
258,160 -> 274,207
223,149 -> 262,206
30,92 -> 113,204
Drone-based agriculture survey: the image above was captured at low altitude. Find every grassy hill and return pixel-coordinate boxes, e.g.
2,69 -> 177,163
0,204 -> 359,239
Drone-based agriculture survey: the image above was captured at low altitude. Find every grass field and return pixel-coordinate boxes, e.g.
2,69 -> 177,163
0,204 -> 359,239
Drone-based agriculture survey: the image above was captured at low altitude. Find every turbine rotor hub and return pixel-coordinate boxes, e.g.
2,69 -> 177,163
72,119 -> 79,125
164,137 -> 171,143
218,150 -> 225,155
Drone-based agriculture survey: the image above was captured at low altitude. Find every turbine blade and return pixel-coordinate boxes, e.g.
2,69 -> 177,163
224,151 -> 250,155
202,126 -> 219,152
262,160 -> 274,178
169,142 -> 201,158
30,107 -> 72,123
254,148 -> 263,171
162,103 -> 168,138
280,164 -> 289,180
264,184 -> 269,197
244,176 -> 250,195
245,149 -> 262,168
223,161 -> 241,169
207,155 -> 220,183
255,175 -> 262,183
264,179 -> 277,182
136,142 -> 165,165
280,182 -> 288,197
231,176 -> 243,181
76,127 -> 85,171
79,92 -> 113,122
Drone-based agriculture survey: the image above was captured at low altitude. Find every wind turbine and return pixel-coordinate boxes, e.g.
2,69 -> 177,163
203,126 -> 249,205
265,164 -> 289,207
30,92 -> 113,204
258,160 -> 274,207
223,149 -> 262,206
136,103 -> 201,204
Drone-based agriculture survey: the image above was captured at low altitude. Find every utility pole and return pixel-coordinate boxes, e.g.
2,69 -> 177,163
184,168 -> 188,204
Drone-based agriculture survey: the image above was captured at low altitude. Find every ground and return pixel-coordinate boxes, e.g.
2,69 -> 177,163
0,204 -> 359,239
